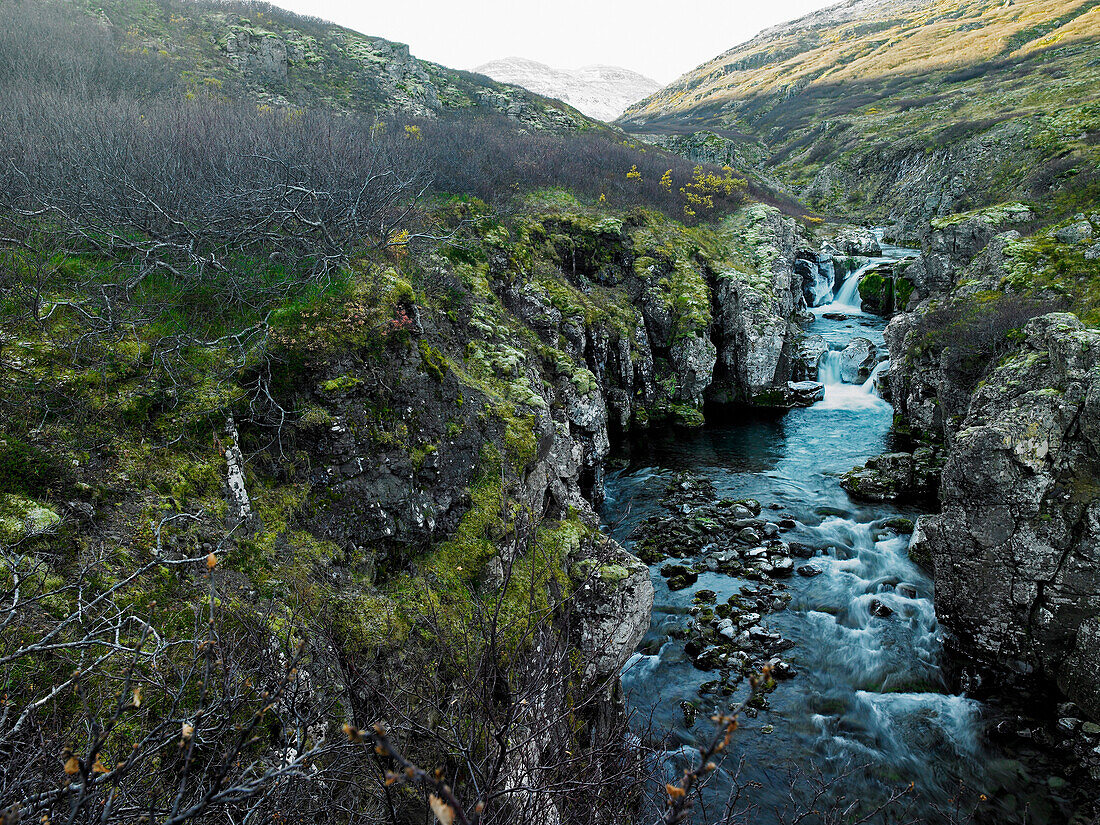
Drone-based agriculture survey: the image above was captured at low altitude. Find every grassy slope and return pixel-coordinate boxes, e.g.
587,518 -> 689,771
619,0 -> 1100,222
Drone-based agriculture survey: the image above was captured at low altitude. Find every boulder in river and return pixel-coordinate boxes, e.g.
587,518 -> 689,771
839,337 -> 878,383
841,447 -> 941,503
786,381 -> 826,407
794,334 -> 827,381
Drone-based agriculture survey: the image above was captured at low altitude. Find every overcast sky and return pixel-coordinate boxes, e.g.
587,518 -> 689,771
269,1 -> 842,84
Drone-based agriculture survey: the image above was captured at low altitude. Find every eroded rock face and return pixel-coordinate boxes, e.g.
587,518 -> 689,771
573,539 -> 654,685
794,334 -> 827,381
912,313 -> 1100,719
825,227 -> 882,258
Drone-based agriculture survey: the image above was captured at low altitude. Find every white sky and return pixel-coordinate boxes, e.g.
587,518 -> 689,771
270,1 -> 842,84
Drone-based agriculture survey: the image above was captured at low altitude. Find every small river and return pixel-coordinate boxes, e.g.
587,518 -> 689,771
602,240 -> 1066,824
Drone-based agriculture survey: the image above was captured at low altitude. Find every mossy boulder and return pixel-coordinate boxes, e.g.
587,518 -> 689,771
0,494 -> 60,543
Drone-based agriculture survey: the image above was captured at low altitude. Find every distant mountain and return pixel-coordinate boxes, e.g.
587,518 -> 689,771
475,57 -> 659,122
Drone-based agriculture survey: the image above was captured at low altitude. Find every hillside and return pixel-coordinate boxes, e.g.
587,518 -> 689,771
0,2 -> 815,823
620,0 -> 1100,233
475,57 -> 659,121
72,0 -> 594,129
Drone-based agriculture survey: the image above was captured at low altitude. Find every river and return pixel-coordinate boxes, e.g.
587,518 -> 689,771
601,239 -> 1067,824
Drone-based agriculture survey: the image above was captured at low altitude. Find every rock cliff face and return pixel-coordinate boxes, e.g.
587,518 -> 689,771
909,314 -> 1100,722
877,206 -> 1100,733
256,200 -> 817,821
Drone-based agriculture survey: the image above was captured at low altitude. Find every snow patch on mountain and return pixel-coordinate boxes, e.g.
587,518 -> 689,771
475,57 -> 660,122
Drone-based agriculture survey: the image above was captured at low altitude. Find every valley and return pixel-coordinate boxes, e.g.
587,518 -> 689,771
0,1 -> 1098,823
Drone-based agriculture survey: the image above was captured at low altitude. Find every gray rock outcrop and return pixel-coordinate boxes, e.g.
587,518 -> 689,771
910,313 -> 1100,719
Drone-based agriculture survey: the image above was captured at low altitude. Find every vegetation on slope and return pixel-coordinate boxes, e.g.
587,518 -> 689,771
619,0 -> 1100,225
0,2 -> 792,822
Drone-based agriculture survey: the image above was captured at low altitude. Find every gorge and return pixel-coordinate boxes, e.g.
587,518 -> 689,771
1,0 -> 1099,823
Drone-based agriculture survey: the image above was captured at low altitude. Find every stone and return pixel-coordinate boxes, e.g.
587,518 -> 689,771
798,565 -> 823,577
841,451 -> 939,503
786,381 -> 826,407
838,337 -> 878,383
768,558 -> 794,577
574,539 -> 653,685
910,313 -> 1100,719
795,334 -> 828,380
789,542 -> 815,558
830,227 -> 883,257
660,562 -> 699,592
738,528 -> 762,544
869,598 -> 894,618
1054,221 -> 1094,244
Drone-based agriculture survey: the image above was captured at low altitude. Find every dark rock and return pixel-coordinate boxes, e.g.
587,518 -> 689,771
910,314 -> 1100,720
789,542 -> 815,558
838,337 -> 878,384
798,565 -> 823,577
869,598 -> 894,618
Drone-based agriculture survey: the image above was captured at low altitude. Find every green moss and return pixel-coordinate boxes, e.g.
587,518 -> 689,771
0,436 -> 68,498
896,276 -> 914,309
330,592 -> 409,655
298,404 -> 336,428
0,494 -> 60,543
320,374 -> 364,394
418,339 -> 448,382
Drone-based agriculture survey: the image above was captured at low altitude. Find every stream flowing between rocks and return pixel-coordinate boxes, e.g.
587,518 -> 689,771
601,238 -> 1067,824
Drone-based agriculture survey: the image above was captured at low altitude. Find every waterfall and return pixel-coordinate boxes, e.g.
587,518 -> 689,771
807,259 -> 836,307
833,259 -> 888,311
819,350 -> 844,386
862,359 -> 890,397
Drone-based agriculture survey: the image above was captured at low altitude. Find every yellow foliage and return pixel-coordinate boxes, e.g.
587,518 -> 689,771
678,166 -> 746,215
660,170 -> 673,191
626,165 -> 642,181
404,124 -> 423,141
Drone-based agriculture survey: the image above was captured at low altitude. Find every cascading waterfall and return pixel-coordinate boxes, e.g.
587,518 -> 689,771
832,258 -> 889,311
605,231 -> 1036,824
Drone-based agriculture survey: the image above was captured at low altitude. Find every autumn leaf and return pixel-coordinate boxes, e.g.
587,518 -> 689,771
206,553 -> 217,570
428,794 -> 455,825
63,755 -> 81,775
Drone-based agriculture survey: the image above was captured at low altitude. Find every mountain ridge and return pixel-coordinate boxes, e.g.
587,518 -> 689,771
475,56 -> 659,122
618,0 -> 1100,232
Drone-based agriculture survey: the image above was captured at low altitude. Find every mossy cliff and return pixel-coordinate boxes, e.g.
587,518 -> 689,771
0,190 -> 818,819
870,203 -> 1100,764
